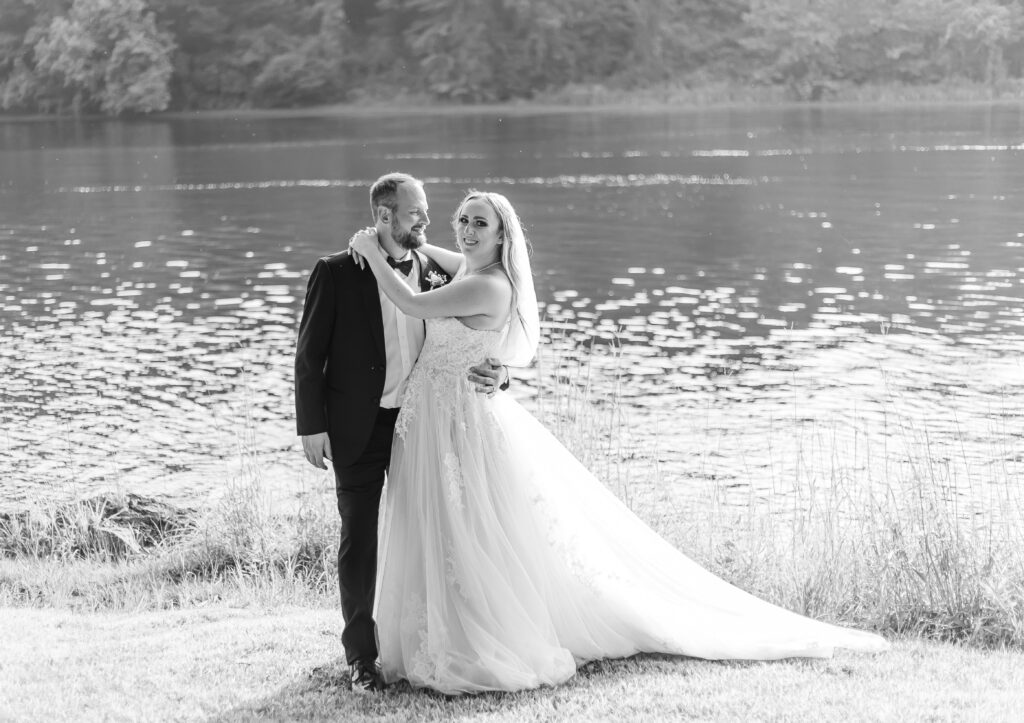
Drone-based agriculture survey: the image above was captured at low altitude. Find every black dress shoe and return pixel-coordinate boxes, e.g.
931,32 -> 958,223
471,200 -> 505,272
349,661 -> 384,694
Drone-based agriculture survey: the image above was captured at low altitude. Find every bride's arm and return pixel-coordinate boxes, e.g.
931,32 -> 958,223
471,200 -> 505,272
347,233 -> 463,277
417,243 -> 463,277
352,232 -> 510,322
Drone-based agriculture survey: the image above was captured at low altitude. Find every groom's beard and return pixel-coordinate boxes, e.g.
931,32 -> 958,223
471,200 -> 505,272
392,218 -> 426,251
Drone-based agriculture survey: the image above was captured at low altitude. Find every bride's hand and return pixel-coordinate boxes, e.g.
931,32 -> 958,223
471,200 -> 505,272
348,227 -> 377,269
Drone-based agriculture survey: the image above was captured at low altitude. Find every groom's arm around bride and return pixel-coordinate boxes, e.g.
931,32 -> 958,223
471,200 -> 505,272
292,172 -> 509,693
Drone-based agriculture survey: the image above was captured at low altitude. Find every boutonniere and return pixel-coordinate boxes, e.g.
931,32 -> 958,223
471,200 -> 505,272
426,270 -> 448,289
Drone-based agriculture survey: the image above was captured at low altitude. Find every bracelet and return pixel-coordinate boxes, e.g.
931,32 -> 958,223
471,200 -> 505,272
499,365 -> 511,391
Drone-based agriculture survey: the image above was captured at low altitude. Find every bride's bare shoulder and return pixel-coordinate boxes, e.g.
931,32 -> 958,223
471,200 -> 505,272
481,267 -> 513,292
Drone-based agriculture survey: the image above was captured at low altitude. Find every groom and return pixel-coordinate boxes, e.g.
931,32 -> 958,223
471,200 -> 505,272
294,172 -> 507,693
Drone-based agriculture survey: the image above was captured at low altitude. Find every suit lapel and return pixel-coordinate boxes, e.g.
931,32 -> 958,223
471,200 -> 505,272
364,250 -> 433,359
414,250 -> 430,292
411,250 -> 430,337
414,251 -> 450,291
360,263 -> 386,360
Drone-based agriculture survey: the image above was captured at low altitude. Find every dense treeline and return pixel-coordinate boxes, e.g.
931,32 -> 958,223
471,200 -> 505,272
1,0 -> 1023,115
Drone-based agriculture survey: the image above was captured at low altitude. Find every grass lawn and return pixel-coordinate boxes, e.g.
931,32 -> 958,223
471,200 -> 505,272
3,357 -> 1023,721
2,605 -> 1021,722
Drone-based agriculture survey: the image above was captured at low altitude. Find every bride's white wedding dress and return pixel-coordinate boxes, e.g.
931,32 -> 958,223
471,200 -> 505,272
374,316 -> 888,695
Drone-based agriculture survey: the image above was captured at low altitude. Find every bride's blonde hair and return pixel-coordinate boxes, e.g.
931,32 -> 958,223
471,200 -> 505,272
453,190 -> 539,366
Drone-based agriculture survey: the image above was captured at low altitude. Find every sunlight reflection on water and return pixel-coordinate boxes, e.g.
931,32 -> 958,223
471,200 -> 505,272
1,106 -> 1023,514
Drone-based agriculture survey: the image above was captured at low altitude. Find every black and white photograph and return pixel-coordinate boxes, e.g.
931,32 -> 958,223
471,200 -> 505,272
1,1 -> 1023,720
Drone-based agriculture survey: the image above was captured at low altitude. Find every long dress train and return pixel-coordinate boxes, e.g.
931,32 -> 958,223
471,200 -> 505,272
374,316 -> 888,695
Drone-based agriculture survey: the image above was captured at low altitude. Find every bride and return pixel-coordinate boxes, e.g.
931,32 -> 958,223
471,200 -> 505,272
347,191 -> 888,695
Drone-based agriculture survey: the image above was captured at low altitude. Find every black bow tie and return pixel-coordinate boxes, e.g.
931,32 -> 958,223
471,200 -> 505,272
387,255 -> 414,276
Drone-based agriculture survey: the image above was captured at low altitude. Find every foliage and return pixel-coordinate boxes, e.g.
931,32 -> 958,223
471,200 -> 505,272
154,0 -> 349,110
743,0 -> 1024,99
381,0 -> 706,101
0,0 -> 63,110
22,0 -> 174,114
2,0 -> 1024,114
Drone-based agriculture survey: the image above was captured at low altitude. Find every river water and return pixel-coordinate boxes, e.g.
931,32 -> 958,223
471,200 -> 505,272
1,105 -> 1023,513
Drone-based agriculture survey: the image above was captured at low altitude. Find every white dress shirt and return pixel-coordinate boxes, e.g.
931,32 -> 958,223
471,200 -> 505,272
378,247 -> 426,408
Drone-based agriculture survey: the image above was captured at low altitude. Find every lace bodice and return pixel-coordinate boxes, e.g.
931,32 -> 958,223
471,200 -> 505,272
415,317 -> 504,380
395,317 -> 504,438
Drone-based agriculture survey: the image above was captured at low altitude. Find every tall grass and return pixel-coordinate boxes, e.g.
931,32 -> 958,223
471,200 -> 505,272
0,449 -> 339,610
683,457 -> 1024,647
530,336 -> 1024,648
2,341 -> 1022,647
0,494 -> 192,560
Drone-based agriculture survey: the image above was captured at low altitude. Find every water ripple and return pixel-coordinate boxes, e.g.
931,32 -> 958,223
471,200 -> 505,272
53,173 -> 771,195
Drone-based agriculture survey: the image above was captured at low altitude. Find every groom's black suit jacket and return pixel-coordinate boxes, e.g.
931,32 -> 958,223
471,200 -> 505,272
294,249 -> 449,467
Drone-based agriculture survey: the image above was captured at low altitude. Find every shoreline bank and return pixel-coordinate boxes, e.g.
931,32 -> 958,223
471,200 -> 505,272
2,81 -> 1023,123
3,466 -> 1022,650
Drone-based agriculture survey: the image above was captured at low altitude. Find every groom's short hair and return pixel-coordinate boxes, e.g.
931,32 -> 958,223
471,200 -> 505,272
370,172 -> 423,219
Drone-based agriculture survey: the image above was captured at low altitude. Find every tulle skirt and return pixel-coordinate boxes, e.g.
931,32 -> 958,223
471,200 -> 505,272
374,382 -> 888,695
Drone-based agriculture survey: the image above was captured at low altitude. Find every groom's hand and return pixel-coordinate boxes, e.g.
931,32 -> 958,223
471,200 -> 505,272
301,432 -> 333,469
468,357 -> 508,398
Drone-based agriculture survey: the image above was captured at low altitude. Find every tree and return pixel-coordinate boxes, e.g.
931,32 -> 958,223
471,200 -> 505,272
31,11 -> 98,113
151,0 -> 348,109
742,0 -> 1024,93
6,0 -> 1024,114
252,1 -> 348,106
380,0 -> 649,101
31,0 -> 174,114
100,27 -> 177,113
742,0 -> 858,98
0,0 -> 68,111
403,0 -> 502,100
941,0 -> 1024,83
